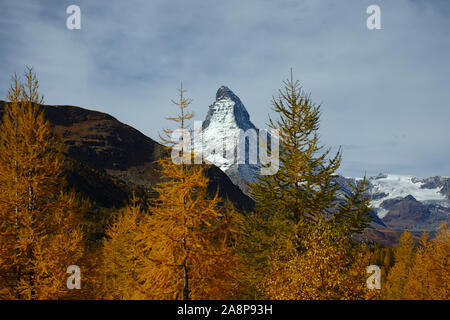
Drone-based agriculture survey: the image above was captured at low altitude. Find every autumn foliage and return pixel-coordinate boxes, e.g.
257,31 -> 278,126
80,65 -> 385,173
261,221 -> 374,300
0,69 -> 448,300
383,225 -> 449,300
99,87 -> 239,300
0,68 -> 84,299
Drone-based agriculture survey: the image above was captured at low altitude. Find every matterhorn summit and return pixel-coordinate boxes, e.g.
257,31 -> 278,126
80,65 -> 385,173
194,86 -> 260,193
202,86 -> 257,132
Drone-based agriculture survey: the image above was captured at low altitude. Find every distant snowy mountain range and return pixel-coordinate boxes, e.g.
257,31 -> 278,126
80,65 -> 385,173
196,87 -> 449,233
342,174 -> 449,232
362,174 -> 448,218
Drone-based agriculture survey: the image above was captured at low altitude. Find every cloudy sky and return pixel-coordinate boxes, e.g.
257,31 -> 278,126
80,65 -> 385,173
0,0 -> 449,177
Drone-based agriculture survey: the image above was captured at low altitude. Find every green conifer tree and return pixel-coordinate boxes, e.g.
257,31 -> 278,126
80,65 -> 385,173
238,72 -> 371,298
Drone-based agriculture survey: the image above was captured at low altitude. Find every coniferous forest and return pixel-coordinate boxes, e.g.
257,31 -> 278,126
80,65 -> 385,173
0,68 -> 448,300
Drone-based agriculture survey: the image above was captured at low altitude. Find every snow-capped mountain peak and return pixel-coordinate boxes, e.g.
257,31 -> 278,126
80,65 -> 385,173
216,85 -> 239,101
195,86 -> 259,193
202,86 -> 256,131
367,174 -> 447,218
369,174 -> 446,200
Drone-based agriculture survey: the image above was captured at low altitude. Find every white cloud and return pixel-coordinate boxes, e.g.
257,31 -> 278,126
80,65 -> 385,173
0,0 -> 449,177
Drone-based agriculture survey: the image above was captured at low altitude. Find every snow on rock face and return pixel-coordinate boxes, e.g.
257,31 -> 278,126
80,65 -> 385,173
202,86 -> 256,132
367,174 -> 447,218
194,86 -> 259,191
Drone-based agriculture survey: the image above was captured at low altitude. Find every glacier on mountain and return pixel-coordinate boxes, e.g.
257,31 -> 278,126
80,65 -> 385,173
368,174 -> 446,217
347,174 -> 449,219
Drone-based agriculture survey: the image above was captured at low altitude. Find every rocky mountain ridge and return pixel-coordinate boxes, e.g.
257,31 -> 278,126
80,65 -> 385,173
0,100 -> 255,212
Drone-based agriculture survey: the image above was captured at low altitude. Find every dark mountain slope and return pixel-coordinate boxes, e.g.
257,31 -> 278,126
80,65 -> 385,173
0,101 -> 254,212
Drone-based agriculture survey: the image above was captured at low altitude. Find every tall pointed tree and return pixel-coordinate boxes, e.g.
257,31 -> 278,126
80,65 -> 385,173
238,72 -> 371,298
250,72 -> 371,230
97,86 -> 239,299
139,86 -> 238,299
0,68 -> 84,299
135,86 -> 239,300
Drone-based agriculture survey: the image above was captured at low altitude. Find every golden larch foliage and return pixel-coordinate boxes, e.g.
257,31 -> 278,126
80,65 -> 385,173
0,68 -> 84,299
260,221 -> 373,300
385,224 -> 449,300
136,87 -> 238,299
382,231 -> 415,299
98,87 -> 239,300
99,197 -> 148,299
137,160 -> 238,299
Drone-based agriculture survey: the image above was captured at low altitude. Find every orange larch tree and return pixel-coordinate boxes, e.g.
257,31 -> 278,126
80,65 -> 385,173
136,86 -> 239,300
382,231 -> 416,299
260,220 -> 374,300
0,68 -> 84,299
403,224 -> 449,300
100,197 -> 148,299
